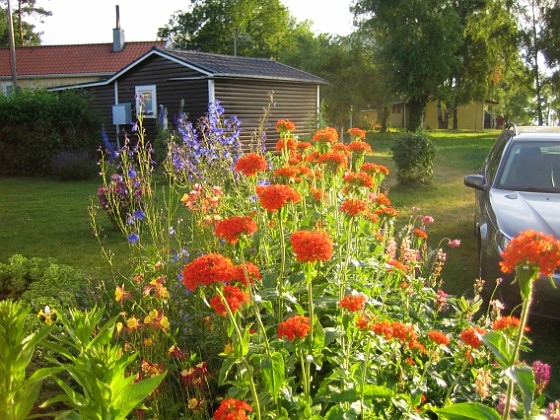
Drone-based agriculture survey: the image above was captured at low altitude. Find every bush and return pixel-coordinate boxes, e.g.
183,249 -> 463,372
0,89 -> 101,176
391,130 -> 436,184
51,151 -> 98,181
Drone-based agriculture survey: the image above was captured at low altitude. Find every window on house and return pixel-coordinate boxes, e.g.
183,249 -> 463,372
1,83 -> 13,96
392,105 -> 401,114
135,85 -> 157,118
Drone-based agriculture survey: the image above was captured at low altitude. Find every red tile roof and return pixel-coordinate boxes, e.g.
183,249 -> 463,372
0,41 -> 165,77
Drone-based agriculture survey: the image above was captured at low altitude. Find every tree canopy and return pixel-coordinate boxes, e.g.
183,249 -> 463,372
0,0 -> 50,47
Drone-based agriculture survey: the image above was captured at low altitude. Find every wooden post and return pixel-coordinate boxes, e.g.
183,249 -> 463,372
7,0 -> 18,89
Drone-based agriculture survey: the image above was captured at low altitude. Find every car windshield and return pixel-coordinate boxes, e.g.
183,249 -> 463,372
496,141 -> 560,192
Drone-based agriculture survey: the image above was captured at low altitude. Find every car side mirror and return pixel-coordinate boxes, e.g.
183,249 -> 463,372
464,174 -> 486,191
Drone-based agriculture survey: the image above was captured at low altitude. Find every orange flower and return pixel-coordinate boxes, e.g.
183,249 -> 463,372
343,172 -> 375,189
278,315 -> 310,340
312,126 -> 339,143
256,184 -> 301,212
347,127 -> 366,139
339,293 -> 367,312
291,230 -> 334,263
232,262 -> 261,285
361,162 -> 390,176
296,141 -> 313,152
215,216 -> 257,244
276,138 -> 298,153
499,230 -> 560,276
492,316 -> 530,332
235,153 -> 268,177
333,143 -> 351,156
317,151 -> 348,171
428,330 -> 450,346
276,119 -> 296,133
182,253 -> 235,291
214,398 -> 253,420
356,312 -> 375,330
374,207 -> 399,219
209,285 -> 250,317
413,229 -> 428,239
348,140 -> 372,154
340,198 -> 368,216
460,327 -> 485,349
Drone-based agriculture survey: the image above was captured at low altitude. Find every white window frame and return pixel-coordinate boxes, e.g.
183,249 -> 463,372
135,85 -> 157,118
1,82 -> 13,96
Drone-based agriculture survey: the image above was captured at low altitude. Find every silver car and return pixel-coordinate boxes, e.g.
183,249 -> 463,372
464,125 -> 560,318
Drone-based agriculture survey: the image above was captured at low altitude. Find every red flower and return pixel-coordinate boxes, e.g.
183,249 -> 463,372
276,138 -> 298,153
347,127 -> 366,139
428,330 -> 450,346
361,162 -> 390,176
232,262 -> 261,285
348,140 -> 372,154
182,253 -> 235,291
317,151 -> 348,171
210,285 -> 250,317
276,119 -> 296,133
215,216 -> 257,244
235,153 -> 268,177
312,127 -> 339,143
256,184 -> 301,212
339,293 -> 367,312
291,230 -> 334,263
492,316 -> 530,332
460,327 -> 485,349
278,315 -> 310,340
343,172 -> 375,189
213,398 -> 253,420
340,198 -> 368,216
356,312 -> 375,330
499,230 -> 560,276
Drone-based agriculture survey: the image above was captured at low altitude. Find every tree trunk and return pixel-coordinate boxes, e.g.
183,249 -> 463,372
452,96 -> 459,130
407,96 -> 426,131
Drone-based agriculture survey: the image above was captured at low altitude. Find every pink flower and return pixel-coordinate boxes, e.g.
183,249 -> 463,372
448,239 -> 461,248
422,215 -> 434,224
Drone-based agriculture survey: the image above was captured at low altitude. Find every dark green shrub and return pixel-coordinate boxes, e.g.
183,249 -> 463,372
0,254 -> 95,316
391,130 -> 436,185
51,150 -> 98,181
0,89 -> 101,176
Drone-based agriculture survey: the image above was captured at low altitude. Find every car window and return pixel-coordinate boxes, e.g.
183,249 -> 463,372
496,141 -> 560,191
485,137 -> 508,184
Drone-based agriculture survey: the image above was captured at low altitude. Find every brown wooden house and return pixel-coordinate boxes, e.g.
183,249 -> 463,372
50,47 -> 327,148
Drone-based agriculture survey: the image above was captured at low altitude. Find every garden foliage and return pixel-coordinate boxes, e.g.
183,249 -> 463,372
3,102 -> 560,419
0,89 -> 100,176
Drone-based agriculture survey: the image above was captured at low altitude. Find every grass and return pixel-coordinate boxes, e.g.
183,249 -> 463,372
1,129 -> 559,398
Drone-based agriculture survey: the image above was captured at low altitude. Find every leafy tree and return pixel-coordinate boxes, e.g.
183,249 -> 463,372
0,0 -> 50,47
157,0 -> 295,59
352,0 -> 463,131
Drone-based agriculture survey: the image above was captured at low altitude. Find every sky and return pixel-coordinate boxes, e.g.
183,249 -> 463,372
29,0 -> 355,46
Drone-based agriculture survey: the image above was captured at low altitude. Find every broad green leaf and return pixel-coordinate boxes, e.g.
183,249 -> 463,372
481,330 -> 511,367
116,373 -> 166,416
436,402 -> 501,419
261,351 -> 284,399
14,378 -> 43,420
505,365 -> 535,416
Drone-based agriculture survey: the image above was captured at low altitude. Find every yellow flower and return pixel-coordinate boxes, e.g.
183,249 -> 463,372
160,316 -> 170,330
224,342 -> 234,354
37,305 -> 57,325
188,398 -> 199,410
143,338 -> 153,346
126,316 -> 139,329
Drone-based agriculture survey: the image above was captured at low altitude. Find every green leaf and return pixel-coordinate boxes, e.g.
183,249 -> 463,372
14,378 -> 43,420
481,330 -> 511,367
436,402 -> 501,419
115,373 -> 166,416
505,365 -> 535,416
261,351 -> 284,399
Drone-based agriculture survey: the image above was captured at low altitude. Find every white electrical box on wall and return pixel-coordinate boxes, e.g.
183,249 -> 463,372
112,103 -> 132,125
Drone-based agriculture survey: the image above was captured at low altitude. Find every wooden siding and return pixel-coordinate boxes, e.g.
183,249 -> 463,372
214,78 -> 318,149
424,100 -> 485,130
3,75 -> 105,90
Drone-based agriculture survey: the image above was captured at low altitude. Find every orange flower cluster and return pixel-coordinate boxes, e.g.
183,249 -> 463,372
340,198 -> 369,216
256,184 -> 301,212
361,162 -> 390,176
215,216 -> 257,244
343,172 -> 375,189
460,327 -> 486,348
209,285 -> 250,317
413,229 -> 428,239
333,143 -> 351,156
296,141 -> 313,152
362,318 -> 425,352
214,398 -> 253,420
499,230 -> 560,276
370,192 -> 391,206
348,140 -> 372,154
274,165 -> 313,183
235,153 -> 268,177
428,330 -> 450,346
276,138 -> 298,153
347,127 -> 366,139
232,262 -> 261,285
339,293 -> 367,312
312,127 -> 339,143
278,315 -> 310,340
317,151 -> 348,172
374,206 -> 399,219
276,119 -> 296,133
291,230 -> 334,263
492,316 -> 529,332
182,253 -> 235,291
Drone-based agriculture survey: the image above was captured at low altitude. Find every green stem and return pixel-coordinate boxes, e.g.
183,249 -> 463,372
277,212 -> 286,324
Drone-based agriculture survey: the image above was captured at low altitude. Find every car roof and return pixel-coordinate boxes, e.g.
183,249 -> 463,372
505,125 -> 560,142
